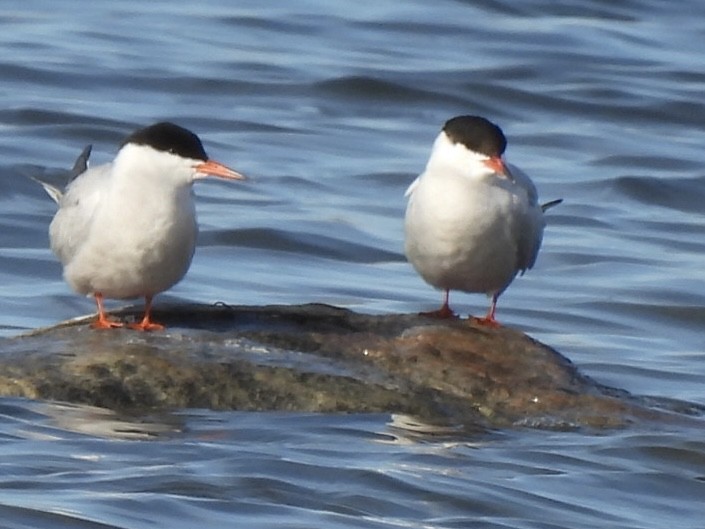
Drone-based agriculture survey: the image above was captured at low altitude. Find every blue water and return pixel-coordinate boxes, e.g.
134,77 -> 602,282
1,1 -> 704,527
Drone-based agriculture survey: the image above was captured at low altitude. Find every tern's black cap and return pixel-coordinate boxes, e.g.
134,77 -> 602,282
121,122 -> 208,161
443,115 -> 506,157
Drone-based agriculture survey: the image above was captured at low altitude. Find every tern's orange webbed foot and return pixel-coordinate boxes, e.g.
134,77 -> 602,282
126,295 -> 165,331
91,316 -> 124,329
91,292 -> 123,329
419,290 -> 457,319
471,315 -> 501,328
471,294 -> 501,328
420,304 -> 458,319
127,320 -> 165,332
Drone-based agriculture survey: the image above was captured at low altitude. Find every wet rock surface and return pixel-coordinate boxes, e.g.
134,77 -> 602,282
0,303 -> 697,430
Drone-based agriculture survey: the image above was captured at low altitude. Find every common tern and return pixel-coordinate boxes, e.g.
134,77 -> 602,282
40,122 -> 244,331
404,115 -> 560,325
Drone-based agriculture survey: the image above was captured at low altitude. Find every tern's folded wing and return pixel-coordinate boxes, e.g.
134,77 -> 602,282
49,163 -> 111,265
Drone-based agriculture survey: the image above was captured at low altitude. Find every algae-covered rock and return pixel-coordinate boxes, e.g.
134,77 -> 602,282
0,303 -> 687,429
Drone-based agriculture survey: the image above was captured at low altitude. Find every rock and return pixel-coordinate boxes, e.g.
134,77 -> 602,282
0,303 -> 693,430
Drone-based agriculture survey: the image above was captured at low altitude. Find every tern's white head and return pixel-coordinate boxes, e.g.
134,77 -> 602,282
426,115 -> 513,182
113,122 -> 244,187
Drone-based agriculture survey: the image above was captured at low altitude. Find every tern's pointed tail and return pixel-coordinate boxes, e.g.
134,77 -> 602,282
31,144 -> 92,205
32,179 -> 63,204
70,144 -> 92,181
541,198 -> 563,212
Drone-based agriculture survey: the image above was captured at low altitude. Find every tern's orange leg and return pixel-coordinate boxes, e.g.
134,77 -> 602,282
472,294 -> 501,328
128,295 -> 165,332
420,289 -> 458,319
91,292 -> 124,329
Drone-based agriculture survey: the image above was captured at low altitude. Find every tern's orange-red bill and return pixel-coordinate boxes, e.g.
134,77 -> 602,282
195,160 -> 245,180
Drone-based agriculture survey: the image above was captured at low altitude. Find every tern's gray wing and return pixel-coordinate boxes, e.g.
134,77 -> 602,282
506,162 -> 539,207
506,163 -> 545,274
49,163 -> 110,266
404,174 -> 421,198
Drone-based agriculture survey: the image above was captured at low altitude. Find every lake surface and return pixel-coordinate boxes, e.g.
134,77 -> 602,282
1,1 -> 704,527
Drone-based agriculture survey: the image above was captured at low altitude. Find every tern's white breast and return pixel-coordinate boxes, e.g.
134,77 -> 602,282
405,168 -> 542,296
51,161 -> 198,299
